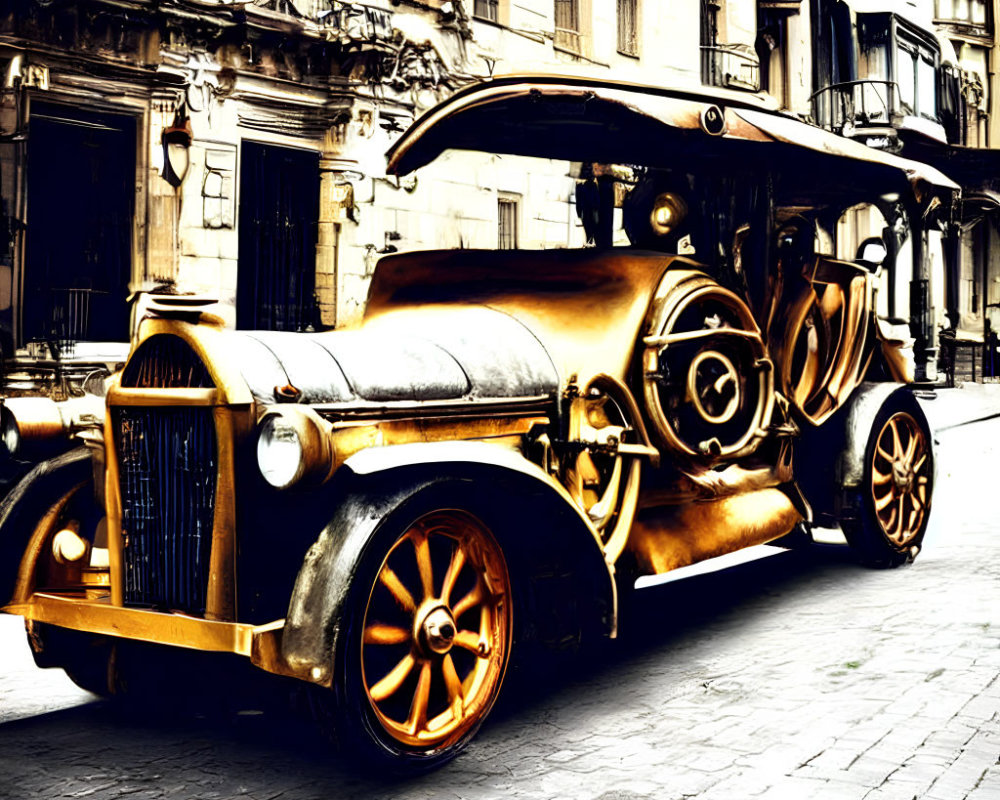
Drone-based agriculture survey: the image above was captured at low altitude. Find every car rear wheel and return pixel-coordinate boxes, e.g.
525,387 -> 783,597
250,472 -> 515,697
843,400 -> 933,567
336,507 -> 512,772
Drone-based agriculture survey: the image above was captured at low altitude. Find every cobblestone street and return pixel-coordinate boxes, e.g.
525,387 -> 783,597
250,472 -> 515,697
1,387 -> 999,800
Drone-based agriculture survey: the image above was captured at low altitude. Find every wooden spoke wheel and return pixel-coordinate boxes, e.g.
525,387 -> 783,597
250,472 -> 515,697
843,399 -> 934,568
870,411 -> 931,547
355,509 -> 511,760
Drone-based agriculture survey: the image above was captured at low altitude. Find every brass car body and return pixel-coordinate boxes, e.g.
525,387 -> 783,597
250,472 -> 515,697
0,75 -> 952,768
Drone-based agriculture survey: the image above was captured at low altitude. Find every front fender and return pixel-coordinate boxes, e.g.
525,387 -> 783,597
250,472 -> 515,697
837,383 -> 930,490
0,448 -> 93,607
280,441 -> 617,686
796,382 -> 932,524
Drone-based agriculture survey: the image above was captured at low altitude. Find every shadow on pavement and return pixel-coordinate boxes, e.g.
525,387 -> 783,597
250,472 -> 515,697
493,544 -> 865,719
0,543 -> 870,797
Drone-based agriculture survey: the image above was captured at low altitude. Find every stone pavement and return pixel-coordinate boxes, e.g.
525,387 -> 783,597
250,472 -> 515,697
0,390 -> 998,800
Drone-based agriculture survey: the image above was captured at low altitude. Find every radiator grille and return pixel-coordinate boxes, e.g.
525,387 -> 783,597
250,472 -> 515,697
121,335 -> 214,389
116,407 -> 217,614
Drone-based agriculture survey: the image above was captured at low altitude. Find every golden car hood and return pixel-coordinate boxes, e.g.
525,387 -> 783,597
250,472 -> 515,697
363,248 -> 694,385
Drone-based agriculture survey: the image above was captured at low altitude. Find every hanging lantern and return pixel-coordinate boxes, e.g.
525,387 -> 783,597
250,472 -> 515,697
161,105 -> 193,188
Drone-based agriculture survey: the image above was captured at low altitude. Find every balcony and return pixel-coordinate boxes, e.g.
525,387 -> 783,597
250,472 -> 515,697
700,44 -> 760,92
811,80 -> 900,138
811,79 -> 947,147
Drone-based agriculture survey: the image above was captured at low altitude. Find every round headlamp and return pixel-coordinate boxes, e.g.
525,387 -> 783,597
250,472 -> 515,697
257,415 -> 307,489
256,408 -> 333,489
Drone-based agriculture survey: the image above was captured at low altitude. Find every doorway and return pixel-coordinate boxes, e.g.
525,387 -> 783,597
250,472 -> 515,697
237,142 -> 319,331
24,103 -> 136,347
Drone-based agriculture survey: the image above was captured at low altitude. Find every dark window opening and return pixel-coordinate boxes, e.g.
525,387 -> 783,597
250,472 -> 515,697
24,103 -> 136,349
755,12 -> 786,102
237,142 -> 320,332
811,0 -> 856,94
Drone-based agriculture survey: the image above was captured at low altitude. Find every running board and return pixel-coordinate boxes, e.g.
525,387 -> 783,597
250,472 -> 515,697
634,543 -> 790,589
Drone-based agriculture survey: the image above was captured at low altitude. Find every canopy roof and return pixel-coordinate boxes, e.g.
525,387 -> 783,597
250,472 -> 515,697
386,75 -> 959,207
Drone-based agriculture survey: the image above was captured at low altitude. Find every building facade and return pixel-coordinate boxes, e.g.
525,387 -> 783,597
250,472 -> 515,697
0,0 -> 996,381
0,0 -> 705,349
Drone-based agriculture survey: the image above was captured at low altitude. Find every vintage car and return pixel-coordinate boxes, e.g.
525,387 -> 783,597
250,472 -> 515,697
0,76 -> 955,771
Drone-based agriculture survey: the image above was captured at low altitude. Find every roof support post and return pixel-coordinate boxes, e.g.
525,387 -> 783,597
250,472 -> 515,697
909,222 -> 935,383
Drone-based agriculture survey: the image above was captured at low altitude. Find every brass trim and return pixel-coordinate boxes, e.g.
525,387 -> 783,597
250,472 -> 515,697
103,402 -> 125,607
106,405 -> 244,620
133,319 -> 253,406
206,407 -> 242,621
643,275 -> 774,461
2,397 -> 66,444
5,595 -> 306,680
107,388 -> 220,406
643,328 -> 764,347
687,350 -> 740,425
106,324 -> 255,621
5,592 -> 276,658
312,395 -> 554,422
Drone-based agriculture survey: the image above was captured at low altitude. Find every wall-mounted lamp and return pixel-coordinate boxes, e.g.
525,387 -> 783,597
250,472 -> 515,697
161,106 -> 193,188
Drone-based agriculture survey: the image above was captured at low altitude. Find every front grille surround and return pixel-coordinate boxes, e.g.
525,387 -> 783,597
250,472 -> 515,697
121,334 -> 215,389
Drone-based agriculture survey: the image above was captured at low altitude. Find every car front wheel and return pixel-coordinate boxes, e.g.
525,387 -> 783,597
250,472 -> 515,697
335,507 -> 513,772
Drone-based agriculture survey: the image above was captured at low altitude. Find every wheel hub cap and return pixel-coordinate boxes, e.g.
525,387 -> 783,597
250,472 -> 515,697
419,606 -> 457,655
892,460 -> 913,493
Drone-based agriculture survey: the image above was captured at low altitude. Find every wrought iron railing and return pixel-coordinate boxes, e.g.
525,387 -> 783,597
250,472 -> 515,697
701,44 -> 760,92
39,287 -> 106,357
554,26 -> 581,52
810,80 -> 901,135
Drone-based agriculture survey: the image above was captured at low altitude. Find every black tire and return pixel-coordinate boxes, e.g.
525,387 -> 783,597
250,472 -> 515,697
0,448 -> 92,606
2,450 -> 109,691
27,622 -> 113,697
842,395 -> 933,567
328,491 -> 514,774
62,649 -> 114,697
